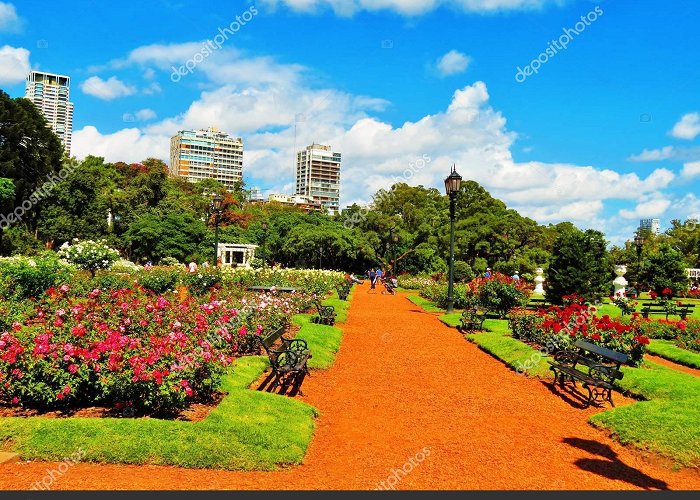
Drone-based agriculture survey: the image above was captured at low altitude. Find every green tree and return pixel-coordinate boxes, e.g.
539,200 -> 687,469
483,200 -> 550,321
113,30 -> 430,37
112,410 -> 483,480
124,210 -> 207,263
639,242 -> 689,296
545,228 -> 610,304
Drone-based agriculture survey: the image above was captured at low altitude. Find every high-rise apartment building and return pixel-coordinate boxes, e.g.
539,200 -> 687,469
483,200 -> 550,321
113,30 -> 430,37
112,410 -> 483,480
169,128 -> 243,190
25,71 -> 74,156
295,143 -> 341,213
639,218 -> 661,235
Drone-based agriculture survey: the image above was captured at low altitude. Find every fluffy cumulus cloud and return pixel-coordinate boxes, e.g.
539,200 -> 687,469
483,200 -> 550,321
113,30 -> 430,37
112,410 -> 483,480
670,112 -> 700,140
80,76 -> 137,100
259,0 -> 560,16
74,41 -> 687,241
682,161 -> 700,180
436,50 -> 470,77
0,2 -> 20,32
0,45 -> 30,84
619,196 -> 672,219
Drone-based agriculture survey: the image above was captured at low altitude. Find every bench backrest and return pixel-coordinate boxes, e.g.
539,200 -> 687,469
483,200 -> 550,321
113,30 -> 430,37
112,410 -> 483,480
574,340 -> 628,365
260,324 -> 286,350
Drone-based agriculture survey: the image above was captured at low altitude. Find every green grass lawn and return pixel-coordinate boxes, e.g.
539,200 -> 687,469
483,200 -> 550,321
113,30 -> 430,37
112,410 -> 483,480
596,297 -> 700,320
590,361 -> 700,468
0,356 -> 318,470
405,294 -> 446,313
647,340 -> 700,370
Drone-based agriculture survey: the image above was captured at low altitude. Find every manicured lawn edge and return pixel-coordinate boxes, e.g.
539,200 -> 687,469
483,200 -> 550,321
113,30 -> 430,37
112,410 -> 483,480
646,340 -> 700,370
295,286 -> 353,370
405,294 -> 445,313
0,356 -> 318,470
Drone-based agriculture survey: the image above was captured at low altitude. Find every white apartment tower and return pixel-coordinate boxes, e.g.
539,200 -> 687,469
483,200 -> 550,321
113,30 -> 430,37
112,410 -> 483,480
639,218 -> 661,235
295,143 -> 341,213
169,128 -> 243,190
25,71 -> 74,156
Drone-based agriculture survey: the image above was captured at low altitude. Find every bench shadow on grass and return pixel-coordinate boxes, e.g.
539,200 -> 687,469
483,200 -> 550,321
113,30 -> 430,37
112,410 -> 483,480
255,371 -> 308,398
540,380 -> 597,410
563,437 -> 669,490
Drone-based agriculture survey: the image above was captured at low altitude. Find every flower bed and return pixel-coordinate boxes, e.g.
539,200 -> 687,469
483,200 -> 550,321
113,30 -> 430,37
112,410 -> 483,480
509,297 -> 650,366
419,272 -> 530,317
635,317 -> 700,354
0,284 -> 314,414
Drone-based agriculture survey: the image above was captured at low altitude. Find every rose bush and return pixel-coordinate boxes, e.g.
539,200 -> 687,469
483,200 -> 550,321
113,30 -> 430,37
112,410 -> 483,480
508,299 -> 650,366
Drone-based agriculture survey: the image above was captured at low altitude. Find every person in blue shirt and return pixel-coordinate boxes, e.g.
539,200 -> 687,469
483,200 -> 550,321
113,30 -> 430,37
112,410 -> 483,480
512,271 -> 520,281
484,267 -> 492,279
369,269 -> 377,289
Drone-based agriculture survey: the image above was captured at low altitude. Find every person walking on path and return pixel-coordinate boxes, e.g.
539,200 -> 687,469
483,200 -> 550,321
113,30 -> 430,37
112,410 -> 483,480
369,269 -> 377,291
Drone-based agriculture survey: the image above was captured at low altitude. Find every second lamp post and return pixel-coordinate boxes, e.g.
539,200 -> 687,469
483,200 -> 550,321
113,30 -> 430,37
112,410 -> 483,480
444,165 -> 463,314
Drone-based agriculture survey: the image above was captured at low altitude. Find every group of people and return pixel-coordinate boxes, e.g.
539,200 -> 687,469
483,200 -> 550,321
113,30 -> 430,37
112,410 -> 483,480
367,268 -> 398,295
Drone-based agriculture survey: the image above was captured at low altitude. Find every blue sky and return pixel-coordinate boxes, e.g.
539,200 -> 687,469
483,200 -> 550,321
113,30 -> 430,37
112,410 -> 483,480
1,0 -> 699,244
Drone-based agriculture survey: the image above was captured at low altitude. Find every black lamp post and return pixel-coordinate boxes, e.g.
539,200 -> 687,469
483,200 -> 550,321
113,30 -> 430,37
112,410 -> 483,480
261,221 -> 269,268
212,194 -> 223,267
444,164 -> 463,314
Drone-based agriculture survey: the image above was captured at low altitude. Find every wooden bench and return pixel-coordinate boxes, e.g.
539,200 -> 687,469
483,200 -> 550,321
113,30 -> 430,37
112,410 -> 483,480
459,307 -> 486,331
313,299 -> 336,325
641,303 -> 694,320
257,324 -> 311,392
525,298 -> 550,312
548,340 -> 627,408
336,283 -> 352,300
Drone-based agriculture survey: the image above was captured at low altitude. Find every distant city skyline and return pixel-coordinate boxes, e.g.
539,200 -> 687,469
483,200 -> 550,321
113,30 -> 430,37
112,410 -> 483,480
1,0 -> 700,244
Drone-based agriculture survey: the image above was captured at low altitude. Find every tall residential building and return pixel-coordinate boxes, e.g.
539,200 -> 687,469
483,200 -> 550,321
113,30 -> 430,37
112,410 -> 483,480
169,128 -> 243,190
295,143 -> 341,213
25,71 -> 74,156
639,218 -> 661,235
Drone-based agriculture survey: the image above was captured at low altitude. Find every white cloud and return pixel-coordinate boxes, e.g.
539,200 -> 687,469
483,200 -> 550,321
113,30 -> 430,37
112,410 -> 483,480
627,146 -> 675,162
80,76 -> 137,100
681,161 -> 700,180
0,45 -> 29,84
436,50 -> 470,77
0,2 -> 20,32
72,126 -> 169,163
135,108 -> 157,121
259,0 -> 560,16
619,196 -> 672,219
670,112 -> 700,140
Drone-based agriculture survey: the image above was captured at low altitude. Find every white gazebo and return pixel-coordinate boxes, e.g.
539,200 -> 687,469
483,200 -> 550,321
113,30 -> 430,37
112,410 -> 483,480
217,243 -> 258,268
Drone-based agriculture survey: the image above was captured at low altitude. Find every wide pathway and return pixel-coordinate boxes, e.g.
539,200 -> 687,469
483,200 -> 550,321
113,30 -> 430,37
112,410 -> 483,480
1,282 -> 698,489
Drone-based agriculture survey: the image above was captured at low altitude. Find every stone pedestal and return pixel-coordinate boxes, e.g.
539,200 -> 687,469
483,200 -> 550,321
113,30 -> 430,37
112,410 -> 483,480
534,268 -> 545,295
613,264 -> 628,297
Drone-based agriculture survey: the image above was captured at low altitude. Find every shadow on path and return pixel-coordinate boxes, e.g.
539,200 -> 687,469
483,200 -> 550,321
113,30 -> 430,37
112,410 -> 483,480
563,437 -> 669,490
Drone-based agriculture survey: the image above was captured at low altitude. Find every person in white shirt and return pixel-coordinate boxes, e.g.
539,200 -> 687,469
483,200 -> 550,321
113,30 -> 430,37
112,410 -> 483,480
188,261 -> 198,273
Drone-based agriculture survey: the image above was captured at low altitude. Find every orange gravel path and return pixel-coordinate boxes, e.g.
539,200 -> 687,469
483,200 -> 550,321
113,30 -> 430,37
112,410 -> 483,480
1,283 -> 699,490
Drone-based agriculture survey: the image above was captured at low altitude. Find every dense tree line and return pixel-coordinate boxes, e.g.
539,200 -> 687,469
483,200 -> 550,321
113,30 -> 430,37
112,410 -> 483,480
1,88 -> 697,298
